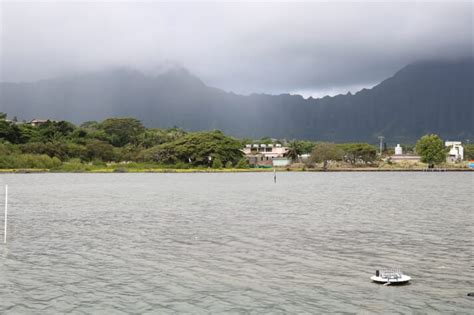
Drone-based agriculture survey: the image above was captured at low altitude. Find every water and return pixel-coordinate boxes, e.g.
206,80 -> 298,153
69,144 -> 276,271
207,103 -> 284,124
0,172 -> 472,314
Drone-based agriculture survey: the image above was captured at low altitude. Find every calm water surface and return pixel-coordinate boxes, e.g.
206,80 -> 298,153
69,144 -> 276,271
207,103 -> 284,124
0,172 -> 472,314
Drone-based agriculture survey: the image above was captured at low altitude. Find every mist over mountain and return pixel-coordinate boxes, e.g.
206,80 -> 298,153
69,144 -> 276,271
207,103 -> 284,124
1,59 -> 472,143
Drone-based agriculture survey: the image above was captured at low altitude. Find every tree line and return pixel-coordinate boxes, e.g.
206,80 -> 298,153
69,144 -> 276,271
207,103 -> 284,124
1,113 -> 472,170
0,115 -> 246,169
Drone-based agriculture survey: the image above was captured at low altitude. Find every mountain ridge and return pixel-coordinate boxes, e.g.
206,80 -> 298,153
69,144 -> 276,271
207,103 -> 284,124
1,58 -> 472,143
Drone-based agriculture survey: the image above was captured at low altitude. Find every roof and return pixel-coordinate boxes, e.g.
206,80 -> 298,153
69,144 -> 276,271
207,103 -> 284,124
30,119 -> 49,123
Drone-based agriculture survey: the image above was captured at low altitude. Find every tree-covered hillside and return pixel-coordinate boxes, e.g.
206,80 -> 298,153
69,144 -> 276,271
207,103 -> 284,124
1,59 -> 472,143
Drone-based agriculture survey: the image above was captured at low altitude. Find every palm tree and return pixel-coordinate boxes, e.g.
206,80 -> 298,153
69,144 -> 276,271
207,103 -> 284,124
286,141 -> 302,162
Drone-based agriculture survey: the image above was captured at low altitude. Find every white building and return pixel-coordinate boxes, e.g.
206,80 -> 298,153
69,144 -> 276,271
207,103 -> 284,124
390,143 -> 420,163
394,144 -> 403,155
445,141 -> 464,163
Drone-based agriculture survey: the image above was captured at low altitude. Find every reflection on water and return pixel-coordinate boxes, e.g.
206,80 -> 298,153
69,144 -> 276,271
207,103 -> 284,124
0,173 -> 472,313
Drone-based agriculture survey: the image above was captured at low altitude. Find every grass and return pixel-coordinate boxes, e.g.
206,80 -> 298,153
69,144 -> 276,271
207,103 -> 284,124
0,161 -> 471,173
0,168 -> 50,173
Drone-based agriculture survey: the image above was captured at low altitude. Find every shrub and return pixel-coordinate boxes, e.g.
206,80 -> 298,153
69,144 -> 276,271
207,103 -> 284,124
58,159 -> 88,172
212,158 -> 223,169
91,159 -> 107,167
235,158 -> 249,169
0,153 -> 62,169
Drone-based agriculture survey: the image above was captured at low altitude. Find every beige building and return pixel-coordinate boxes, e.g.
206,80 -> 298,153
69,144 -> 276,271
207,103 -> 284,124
30,119 -> 50,127
243,144 -> 289,166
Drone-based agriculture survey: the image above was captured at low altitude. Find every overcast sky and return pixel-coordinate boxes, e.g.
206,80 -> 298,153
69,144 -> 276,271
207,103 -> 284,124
0,0 -> 472,97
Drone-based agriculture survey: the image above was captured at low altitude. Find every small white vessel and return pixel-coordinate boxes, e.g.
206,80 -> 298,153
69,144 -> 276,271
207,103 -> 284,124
371,269 -> 411,285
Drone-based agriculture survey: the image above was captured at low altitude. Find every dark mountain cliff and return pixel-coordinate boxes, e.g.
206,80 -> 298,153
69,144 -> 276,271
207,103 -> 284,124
1,59 -> 472,142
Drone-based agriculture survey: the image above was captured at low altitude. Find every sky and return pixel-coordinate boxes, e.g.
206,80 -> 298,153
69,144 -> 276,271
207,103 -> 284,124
0,0 -> 472,98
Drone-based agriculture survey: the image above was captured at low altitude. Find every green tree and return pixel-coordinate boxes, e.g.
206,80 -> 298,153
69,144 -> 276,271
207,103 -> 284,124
298,141 -> 316,154
225,161 -> 233,168
20,142 -> 68,160
100,117 -> 145,147
310,142 -> 343,170
70,128 -> 88,141
338,143 -> 377,165
286,140 -> 302,162
36,120 -> 76,142
463,144 -> 474,160
142,130 -> 243,166
85,140 -> 115,162
137,128 -> 186,148
415,134 -> 446,166
259,137 -> 273,144
401,143 -> 415,153
17,124 -> 39,143
0,120 -> 22,143
138,129 -> 164,148
80,121 -> 100,129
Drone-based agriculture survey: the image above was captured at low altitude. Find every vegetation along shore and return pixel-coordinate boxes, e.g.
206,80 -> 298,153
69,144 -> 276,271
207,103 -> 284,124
1,113 -> 472,173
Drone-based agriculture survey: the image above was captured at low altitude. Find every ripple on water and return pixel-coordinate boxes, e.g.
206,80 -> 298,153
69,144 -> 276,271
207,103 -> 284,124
0,172 -> 472,313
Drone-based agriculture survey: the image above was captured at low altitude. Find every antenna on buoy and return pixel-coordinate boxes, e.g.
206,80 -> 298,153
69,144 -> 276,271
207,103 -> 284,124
4,184 -> 8,244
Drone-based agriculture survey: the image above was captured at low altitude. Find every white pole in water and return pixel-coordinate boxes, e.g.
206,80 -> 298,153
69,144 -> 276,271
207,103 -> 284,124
273,168 -> 277,183
4,185 -> 7,244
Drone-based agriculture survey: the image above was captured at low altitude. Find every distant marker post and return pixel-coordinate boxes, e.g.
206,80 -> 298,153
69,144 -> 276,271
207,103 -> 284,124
4,185 -> 7,244
273,168 -> 276,183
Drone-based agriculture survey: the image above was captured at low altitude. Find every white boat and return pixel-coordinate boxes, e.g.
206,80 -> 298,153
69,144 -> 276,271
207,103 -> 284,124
371,269 -> 411,285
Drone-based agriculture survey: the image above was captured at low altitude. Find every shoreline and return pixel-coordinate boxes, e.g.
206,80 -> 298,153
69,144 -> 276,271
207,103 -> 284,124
0,168 -> 471,174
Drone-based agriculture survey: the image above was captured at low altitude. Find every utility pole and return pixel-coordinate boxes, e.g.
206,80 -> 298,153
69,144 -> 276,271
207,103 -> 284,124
378,136 -> 385,155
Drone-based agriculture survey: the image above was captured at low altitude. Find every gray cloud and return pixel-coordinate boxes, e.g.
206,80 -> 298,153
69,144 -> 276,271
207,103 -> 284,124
1,1 -> 472,97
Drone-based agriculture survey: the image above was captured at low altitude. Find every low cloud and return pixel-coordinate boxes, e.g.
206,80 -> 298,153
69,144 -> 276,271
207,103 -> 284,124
1,1 -> 472,96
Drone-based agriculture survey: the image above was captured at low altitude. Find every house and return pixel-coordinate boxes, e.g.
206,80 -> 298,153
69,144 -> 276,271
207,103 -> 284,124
445,141 -> 464,163
389,144 -> 421,163
30,119 -> 49,127
243,144 -> 289,167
